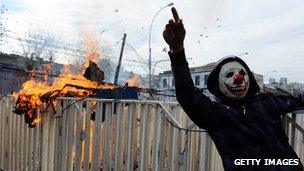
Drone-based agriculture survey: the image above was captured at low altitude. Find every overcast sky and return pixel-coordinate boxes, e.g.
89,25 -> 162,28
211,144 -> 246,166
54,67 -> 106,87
1,0 -> 304,83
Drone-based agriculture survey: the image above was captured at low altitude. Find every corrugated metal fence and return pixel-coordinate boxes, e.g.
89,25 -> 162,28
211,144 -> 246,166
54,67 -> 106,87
0,96 -> 303,171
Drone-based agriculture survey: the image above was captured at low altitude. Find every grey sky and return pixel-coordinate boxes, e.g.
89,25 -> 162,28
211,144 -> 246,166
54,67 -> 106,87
1,0 -> 304,82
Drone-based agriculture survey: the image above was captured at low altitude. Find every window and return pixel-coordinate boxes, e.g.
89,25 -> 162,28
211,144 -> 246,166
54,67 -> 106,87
163,78 -> 167,88
204,75 -> 209,88
195,75 -> 200,86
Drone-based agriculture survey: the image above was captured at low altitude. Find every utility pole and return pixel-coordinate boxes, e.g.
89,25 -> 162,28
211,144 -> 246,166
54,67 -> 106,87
114,33 -> 127,84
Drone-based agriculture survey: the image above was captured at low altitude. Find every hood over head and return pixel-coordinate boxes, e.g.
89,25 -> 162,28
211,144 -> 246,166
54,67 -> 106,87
207,56 -> 260,103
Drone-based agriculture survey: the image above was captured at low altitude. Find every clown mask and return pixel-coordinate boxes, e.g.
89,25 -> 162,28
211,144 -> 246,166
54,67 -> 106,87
218,61 -> 250,100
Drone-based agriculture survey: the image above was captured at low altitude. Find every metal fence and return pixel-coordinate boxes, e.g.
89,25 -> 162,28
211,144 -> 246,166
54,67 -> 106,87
0,96 -> 303,171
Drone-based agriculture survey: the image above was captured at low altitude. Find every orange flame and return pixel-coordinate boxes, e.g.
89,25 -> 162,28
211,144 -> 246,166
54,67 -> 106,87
32,117 -> 42,126
126,74 -> 142,88
13,38 -> 117,127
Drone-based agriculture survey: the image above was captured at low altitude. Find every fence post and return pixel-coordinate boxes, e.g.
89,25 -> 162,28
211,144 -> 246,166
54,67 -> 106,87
290,113 -> 297,149
204,134 -> 210,171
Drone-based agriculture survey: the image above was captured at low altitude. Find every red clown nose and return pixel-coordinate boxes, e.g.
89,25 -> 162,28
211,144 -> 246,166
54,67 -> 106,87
234,74 -> 244,85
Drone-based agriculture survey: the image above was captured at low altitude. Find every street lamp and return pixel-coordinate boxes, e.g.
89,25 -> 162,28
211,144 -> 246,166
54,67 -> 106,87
148,2 -> 174,89
152,57 -> 192,76
152,59 -> 170,76
152,57 -> 192,89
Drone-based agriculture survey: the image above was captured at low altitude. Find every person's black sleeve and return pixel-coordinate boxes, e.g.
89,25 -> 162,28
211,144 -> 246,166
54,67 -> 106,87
266,93 -> 304,115
169,49 -> 217,131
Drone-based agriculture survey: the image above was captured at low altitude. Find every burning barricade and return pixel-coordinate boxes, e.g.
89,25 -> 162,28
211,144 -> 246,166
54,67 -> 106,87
12,39 -> 120,127
11,36 -> 159,127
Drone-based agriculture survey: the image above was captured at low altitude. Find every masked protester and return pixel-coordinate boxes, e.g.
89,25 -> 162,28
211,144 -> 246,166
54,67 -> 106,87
163,7 -> 304,171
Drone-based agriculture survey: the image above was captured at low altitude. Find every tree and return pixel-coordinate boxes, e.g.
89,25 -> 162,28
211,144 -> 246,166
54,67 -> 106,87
19,29 -> 61,70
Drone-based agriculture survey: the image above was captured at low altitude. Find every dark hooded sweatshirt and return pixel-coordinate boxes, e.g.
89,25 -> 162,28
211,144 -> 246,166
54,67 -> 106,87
169,49 -> 304,171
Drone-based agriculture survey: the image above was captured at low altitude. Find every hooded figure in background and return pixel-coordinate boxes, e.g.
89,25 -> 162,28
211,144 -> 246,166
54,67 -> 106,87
163,7 -> 304,171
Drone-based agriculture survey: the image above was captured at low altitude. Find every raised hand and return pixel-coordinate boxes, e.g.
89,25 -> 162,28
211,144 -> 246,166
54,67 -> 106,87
163,7 -> 186,53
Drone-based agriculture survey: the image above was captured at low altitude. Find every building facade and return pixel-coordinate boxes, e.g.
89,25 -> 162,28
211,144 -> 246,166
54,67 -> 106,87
158,62 -> 264,101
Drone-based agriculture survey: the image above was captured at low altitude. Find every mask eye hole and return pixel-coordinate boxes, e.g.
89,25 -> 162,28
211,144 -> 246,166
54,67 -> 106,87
225,72 -> 234,78
239,69 -> 246,76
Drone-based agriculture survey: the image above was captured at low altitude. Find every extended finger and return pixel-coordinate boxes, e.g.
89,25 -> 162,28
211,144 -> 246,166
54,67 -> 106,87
171,7 -> 180,22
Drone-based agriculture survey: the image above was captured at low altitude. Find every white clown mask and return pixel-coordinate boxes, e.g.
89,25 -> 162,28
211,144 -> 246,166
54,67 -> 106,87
218,61 -> 250,100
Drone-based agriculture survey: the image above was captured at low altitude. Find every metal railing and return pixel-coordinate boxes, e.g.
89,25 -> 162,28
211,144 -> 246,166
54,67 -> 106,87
0,96 -> 303,171
282,110 -> 304,152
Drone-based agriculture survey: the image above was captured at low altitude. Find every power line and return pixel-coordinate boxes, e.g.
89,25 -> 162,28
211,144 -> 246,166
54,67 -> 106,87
2,33 -> 157,68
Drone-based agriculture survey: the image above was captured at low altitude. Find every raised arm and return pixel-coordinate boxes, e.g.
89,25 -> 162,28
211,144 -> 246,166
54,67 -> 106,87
261,92 -> 304,115
162,7 -> 218,130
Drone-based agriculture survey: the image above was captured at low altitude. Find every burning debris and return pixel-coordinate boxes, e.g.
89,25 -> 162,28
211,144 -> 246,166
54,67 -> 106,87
125,74 -> 142,87
12,40 -> 119,127
12,37 -> 160,127
83,60 -> 105,83
13,66 -> 118,127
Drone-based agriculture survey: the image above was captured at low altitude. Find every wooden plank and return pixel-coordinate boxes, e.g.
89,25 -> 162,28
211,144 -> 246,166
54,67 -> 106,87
158,112 -> 165,171
12,108 -> 17,171
168,107 -> 177,171
74,100 -> 84,171
32,115 -> 39,171
0,99 -> 6,168
198,133 -> 206,171
66,100 -> 76,171
189,132 -> 194,171
120,104 -> 127,169
164,111 -> 171,170
138,104 -> 149,171
152,105 -> 160,171
28,125 -> 33,171
182,129 -> 189,171
60,100 -> 69,171
175,107 -> 183,171
53,103 -> 62,171
47,108 -> 56,171
8,101 -> 13,170
15,111 -> 21,171
53,109 -> 61,171
24,121 -> 29,171
103,102 -> 111,171
110,102 -> 116,169
185,123 -> 192,171
131,104 -> 140,171
145,105 -> 153,169
38,123 -> 43,171
204,134 -> 211,171
125,103 -> 134,171
20,114 -> 25,170
83,100 -> 92,171
114,103 -> 123,171
91,102 -> 103,171
41,110 -> 50,171
3,98 -> 9,169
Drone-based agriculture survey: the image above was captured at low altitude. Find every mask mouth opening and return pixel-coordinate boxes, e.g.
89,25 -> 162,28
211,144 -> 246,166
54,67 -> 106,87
224,81 -> 249,96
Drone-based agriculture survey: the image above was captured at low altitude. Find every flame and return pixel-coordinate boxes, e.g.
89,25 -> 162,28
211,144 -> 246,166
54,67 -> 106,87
126,74 -> 142,88
83,35 -> 100,70
13,38 -> 117,127
32,117 -> 42,127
